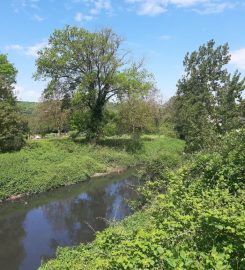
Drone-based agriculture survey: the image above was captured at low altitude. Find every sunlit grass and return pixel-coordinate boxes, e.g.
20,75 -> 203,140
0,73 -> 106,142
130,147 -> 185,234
0,135 -> 184,201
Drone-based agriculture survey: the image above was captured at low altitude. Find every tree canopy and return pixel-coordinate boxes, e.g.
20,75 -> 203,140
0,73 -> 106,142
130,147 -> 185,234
174,40 -> 245,152
35,26 -> 154,142
0,54 -> 27,152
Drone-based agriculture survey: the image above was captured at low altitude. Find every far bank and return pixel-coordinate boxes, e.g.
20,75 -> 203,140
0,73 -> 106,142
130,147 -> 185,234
0,135 -> 184,202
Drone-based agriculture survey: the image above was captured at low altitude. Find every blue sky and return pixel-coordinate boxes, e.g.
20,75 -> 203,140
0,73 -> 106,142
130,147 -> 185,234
0,0 -> 245,101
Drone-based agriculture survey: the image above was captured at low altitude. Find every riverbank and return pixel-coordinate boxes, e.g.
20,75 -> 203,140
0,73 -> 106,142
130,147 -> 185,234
39,130 -> 245,270
0,168 -> 139,270
0,135 -> 184,202
3,166 -> 127,203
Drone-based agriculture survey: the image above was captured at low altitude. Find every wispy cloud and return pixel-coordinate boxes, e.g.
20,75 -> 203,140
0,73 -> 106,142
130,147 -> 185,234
126,0 -> 167,16
193,2 -> 234,14
159,34 -> 172,40
5,44 -> 24,51
14,84 -> 40,101
11,0 -> 45,22
33,14 -> 45,21
231,48 -> 245,70
5,41 -> 47,58
72,0 -> 113,22
25,41 -> 47,57
70,0 -> 113,22
11,0 -> 41,11
125,0 -> 235,16
90,0 -> 112,14
74,12 -> 93,21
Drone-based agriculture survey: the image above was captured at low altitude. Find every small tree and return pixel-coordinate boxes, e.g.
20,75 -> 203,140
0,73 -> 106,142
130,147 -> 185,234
0,54 -> 27,152
156,97 -> 177,138
117,87 -> 160,140
175,40 -> 245,152
35,100 -> 70,136
34,26 -> 154,143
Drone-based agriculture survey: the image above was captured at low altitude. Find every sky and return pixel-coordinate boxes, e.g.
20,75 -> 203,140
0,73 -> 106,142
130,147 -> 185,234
0,0 -> 245,102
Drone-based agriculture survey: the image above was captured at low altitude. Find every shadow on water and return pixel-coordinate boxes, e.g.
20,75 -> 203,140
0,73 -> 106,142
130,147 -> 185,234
0,169 -> 139,270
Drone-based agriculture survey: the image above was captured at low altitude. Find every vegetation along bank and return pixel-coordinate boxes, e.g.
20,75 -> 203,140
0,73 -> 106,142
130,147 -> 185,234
0,135 -> 184,202
39,129 -> 245,270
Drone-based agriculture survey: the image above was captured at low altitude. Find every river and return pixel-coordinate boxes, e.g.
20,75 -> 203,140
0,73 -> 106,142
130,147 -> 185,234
0,169 -> 138,270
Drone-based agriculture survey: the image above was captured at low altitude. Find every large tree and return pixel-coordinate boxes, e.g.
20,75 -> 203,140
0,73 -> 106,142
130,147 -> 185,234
175,40 -> 245,152
0,54 -> 27,152
35,26 -> 154,143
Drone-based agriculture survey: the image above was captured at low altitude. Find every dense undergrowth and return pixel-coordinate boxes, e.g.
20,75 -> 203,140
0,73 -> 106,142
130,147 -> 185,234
0,135 -> 184,201
39,129 -> 244,270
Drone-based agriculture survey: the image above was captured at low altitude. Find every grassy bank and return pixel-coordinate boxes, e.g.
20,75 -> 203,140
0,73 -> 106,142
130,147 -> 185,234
0,135 -> 184,201
39,130 -> 244,270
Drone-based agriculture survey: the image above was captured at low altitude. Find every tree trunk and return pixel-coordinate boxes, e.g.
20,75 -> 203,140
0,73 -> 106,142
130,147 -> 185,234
86,102 -> 105,144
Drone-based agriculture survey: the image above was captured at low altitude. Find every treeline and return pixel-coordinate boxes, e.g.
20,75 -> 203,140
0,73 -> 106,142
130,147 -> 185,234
1,26 -> 244,152
18,96 -> 172,139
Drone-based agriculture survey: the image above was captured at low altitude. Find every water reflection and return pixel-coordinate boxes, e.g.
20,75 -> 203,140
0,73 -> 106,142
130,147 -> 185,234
0,172 -> 138,270
0,214 -> 26,270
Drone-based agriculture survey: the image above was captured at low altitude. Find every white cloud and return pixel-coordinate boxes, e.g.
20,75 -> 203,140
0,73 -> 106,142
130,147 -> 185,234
126,0 -> 234,16
73,1 -> 112,22
14,84 -> 25,98
5,44 -> 23,51
6,41 -> 47,57
169,0 -> 207,7
139,1 -> 166,15
126,0 -> 167,15
193,2 -> 234,14
67,0 -> 112,15
12,0 -> 41,10
25,41 -> 47,57
33,14 -> 44,21
14,84 -> 40,101
90,0 -> 112,14
11,1 -> 44,21
231,48 -> 245,70
74,12 -> 93,22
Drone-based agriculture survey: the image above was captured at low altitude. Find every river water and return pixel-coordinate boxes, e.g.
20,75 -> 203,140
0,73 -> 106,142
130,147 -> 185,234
0,170 -> 138,270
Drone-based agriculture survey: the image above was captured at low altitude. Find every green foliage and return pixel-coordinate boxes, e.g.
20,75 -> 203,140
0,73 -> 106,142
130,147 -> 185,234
0,135 -> 184,201
0,54 -> 27,152
35,99 -> 70,136
35,26 -> 155,142
0,101 -> 27,151
186,129 -> 245,193
101,109 -> 119,137
117,97 -> 157,139
175,40 -> 245,152
158,122 -> 177,138
39,130 -> 244,270
17,101 -> 37,115
157,96 -> 178,138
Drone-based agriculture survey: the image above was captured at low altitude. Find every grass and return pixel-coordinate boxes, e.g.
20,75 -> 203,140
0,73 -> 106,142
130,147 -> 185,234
0,135 -> 184,201
38,130 -> 245,270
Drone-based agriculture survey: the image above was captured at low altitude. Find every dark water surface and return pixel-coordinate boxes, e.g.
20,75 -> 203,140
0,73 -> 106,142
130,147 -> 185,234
0,170 -> 138,270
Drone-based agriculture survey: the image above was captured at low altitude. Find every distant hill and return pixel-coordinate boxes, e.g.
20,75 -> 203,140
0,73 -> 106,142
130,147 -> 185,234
17,101 -> 37,115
